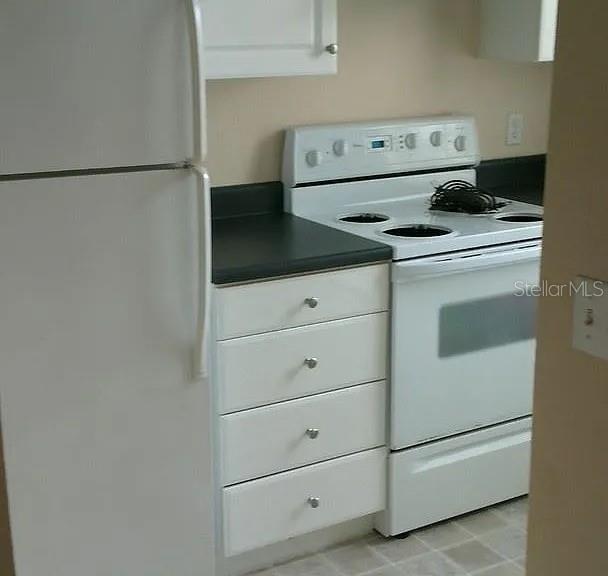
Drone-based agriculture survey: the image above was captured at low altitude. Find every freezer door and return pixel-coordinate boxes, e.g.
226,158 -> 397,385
0,0 -> 195,174
0,171 -> 214,576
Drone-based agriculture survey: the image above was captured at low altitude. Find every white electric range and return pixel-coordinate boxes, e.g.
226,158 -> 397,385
283,116 -> 543,536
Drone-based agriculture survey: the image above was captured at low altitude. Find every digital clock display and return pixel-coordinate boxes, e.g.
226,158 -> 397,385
368,136 -> 391,152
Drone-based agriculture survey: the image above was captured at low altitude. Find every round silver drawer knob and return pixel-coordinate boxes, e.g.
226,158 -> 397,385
308,497 -> 321,509
325,43 -> 338,55
304,357 -> 318,369
306,428 -> 320,439
304,297 -> 319,309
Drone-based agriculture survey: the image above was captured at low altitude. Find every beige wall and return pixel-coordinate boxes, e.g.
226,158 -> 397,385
527,2 -> 608,576
207,0 -> 553,186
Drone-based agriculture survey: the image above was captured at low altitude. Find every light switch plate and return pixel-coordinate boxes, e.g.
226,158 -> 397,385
572,276 -> 608,360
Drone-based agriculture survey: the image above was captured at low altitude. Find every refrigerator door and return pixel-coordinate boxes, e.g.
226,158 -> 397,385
0,171 -> 214,576
0,0 -> 194,175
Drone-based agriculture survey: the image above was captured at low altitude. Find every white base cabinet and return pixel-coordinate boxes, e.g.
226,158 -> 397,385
479,0 -> 559,62
203,0 -> 338,79
214,264 -> 390,556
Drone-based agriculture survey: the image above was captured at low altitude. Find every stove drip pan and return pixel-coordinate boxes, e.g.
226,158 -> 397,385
383,224 -> 453,238
495,213 -> 543,223
339,213 -> 390,224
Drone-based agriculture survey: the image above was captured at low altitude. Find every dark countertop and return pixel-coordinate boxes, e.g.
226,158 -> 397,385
211,155 -> 546,285
212,213 -> 392,285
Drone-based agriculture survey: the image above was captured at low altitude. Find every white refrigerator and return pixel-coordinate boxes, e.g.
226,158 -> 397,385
0,2 -> 215,575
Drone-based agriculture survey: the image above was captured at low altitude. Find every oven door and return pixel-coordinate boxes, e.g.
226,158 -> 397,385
391,241 -> 541,450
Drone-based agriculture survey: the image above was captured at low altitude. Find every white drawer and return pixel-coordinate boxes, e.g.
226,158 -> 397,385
217,313 -> 388,413
223,448 -> 386,556
221,381 -> 386,485
215,264 -> 389,340
375,418 -> 531,537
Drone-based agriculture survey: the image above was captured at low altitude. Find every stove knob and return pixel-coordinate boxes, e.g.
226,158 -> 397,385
430,131 -> 443,147
454,135 -> 467,152
305,150 -> 323,168
333,139 -> 348,157
404,133 -> 417,150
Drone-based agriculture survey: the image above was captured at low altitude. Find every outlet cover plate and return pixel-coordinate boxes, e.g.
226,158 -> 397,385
507,113 -> 524,146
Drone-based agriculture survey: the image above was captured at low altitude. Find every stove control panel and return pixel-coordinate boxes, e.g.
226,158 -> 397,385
282,116 -> 480,187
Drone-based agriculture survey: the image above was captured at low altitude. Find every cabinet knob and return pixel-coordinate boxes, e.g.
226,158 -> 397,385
305,428 -> 320,439
304,358 -> 318,369
304,297 -> 319,309
308,497 -> 321,509
325,43 -> 338,55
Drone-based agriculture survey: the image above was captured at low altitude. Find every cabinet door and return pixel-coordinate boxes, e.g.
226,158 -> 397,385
479,0 -> 559,62
203,0 -> 338,78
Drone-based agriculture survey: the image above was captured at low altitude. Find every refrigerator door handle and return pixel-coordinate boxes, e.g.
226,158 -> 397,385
194,166 -> 212,379
187,0 -> 211,378
187,0 -> 207,164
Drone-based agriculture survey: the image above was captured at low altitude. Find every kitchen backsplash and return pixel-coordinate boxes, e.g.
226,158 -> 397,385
207,0 -> 553,186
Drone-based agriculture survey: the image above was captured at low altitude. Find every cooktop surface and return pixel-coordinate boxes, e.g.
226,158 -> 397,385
301,193 -> 543,261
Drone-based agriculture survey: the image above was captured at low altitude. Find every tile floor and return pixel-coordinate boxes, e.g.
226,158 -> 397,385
250,498 -> 528,576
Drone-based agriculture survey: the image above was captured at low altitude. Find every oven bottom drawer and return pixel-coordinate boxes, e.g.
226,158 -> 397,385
223,448 -> 387,556
375,418 -> 531,537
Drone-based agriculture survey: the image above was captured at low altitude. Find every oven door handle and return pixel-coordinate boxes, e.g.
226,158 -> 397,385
393,244 -> 542,283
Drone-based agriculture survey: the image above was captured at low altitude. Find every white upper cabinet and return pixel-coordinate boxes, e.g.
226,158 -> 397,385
479,0 -> 559,62
203,0 -> 338,79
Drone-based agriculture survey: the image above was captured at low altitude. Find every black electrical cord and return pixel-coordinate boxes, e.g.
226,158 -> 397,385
429,180 -> 508,214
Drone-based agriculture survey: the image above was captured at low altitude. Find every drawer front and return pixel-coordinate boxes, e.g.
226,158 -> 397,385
215,264 -> 389,340
223,448 -> 386,556
221,381 -> 386,485
217,313 -> 388,413
375,418 -> 531,537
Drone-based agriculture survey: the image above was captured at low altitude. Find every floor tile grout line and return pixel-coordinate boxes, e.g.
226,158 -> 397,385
452,508 -> 509,538
467,557 -> 523,575
321,543 -> 392,576
397,529 -> 492,574
366,533 -> 434,566
490,501 -> 530,529
392,530 -> 472,569
449,513 -> 527,565
248,501 -> 529,576
509,556 -> 527,571
471,529 -> 525,564
253,530 -> 524,576
489,512 -> 529,532
414,520 -> 523,573
411,529 -> 476,553
319,549 -> 353,576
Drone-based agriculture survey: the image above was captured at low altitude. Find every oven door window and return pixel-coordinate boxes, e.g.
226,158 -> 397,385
439,293 -> 538,358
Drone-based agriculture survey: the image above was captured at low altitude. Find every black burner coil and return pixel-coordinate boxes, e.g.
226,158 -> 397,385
429,180 -> 508,214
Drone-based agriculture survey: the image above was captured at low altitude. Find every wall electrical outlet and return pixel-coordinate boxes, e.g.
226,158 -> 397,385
506,113 -> 524,146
